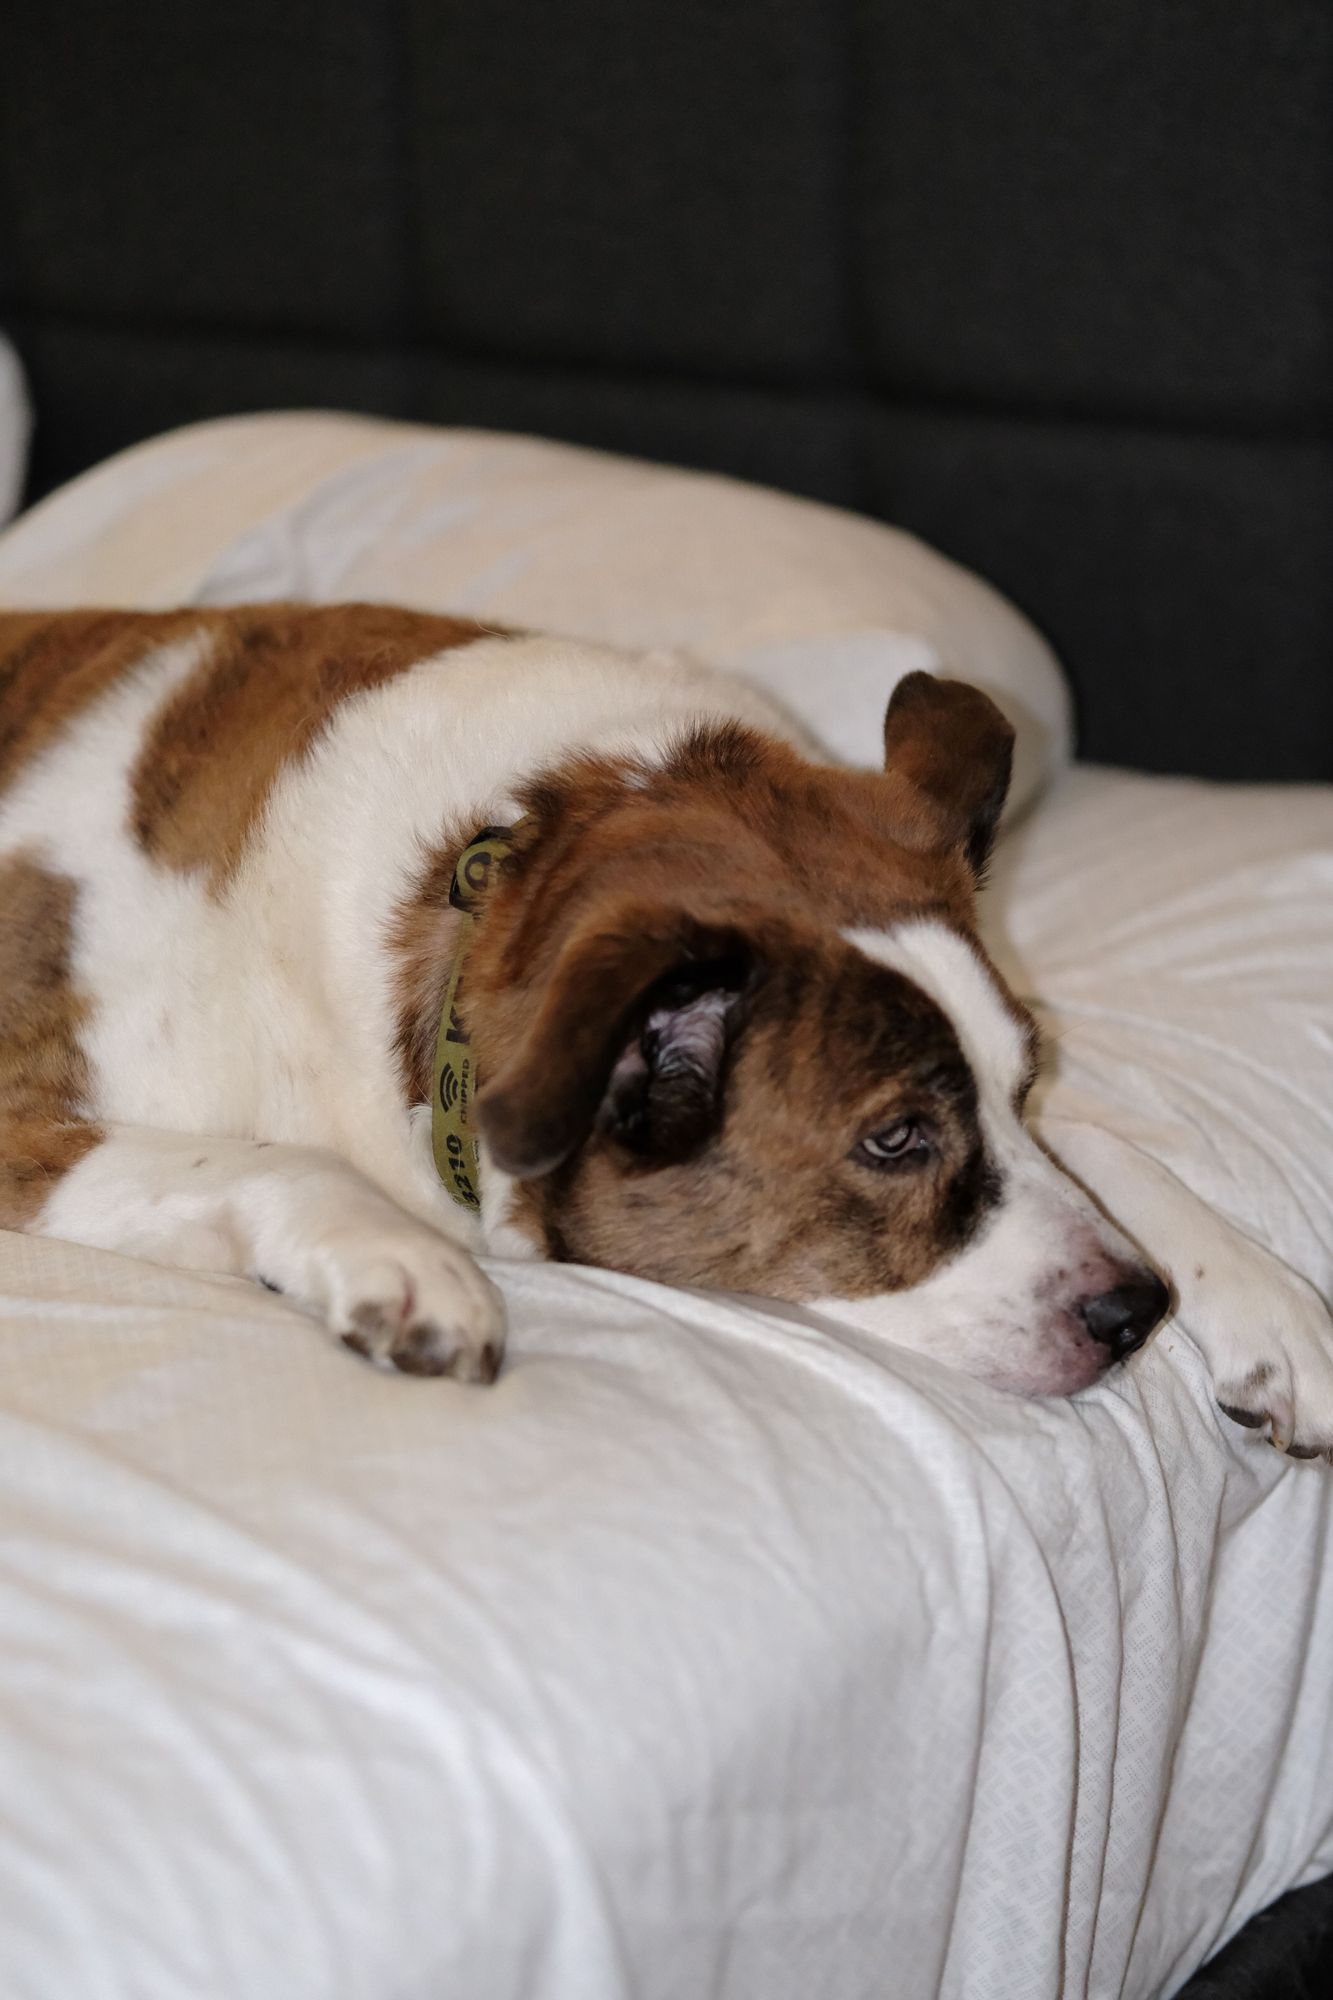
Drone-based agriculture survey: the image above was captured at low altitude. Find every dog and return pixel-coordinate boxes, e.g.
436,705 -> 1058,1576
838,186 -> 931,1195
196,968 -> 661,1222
1,603 -> 1329,1443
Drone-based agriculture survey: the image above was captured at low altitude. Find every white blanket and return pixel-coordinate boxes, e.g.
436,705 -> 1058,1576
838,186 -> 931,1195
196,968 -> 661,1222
1,421 -> 1331,1998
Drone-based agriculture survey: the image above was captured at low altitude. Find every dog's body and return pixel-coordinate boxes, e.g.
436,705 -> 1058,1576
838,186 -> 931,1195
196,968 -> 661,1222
2,604 -> 1330,1442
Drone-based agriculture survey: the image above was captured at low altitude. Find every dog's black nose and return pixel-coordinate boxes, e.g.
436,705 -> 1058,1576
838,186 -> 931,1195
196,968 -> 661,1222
1077,1275 -> 1170,1362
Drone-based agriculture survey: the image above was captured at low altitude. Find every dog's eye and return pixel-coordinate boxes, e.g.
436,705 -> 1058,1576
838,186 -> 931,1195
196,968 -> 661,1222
854,1119 -> 929,1169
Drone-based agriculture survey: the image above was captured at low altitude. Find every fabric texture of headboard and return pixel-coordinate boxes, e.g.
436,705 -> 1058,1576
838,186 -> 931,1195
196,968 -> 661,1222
1,1 -> 1329,779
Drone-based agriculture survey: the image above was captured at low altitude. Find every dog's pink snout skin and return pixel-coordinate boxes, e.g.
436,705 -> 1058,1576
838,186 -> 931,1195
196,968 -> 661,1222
1039,1241 -> 1172,1393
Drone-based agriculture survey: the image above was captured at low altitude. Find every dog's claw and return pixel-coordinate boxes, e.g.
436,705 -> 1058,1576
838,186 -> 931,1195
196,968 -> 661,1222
1217,1393 -> 1331,1461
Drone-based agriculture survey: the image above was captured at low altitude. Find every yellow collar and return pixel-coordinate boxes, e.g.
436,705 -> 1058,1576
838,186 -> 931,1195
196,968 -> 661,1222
430,826 -> 513,1210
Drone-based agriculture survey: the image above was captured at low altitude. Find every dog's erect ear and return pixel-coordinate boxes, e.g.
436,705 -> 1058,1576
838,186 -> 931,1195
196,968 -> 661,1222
476,915 -> 752,1181
883,672 -> 1015,877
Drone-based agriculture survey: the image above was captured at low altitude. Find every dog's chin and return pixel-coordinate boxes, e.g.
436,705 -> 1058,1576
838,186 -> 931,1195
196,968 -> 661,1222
811,1291 -> 1115,1402
973,1334 -> 1111,1401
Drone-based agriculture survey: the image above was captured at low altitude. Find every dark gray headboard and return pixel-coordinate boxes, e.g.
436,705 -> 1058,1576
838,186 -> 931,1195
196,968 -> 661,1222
2,1 -> 1330,779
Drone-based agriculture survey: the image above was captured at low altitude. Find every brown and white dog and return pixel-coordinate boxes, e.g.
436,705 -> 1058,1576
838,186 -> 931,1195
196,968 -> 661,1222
1,605 -> 1330,1440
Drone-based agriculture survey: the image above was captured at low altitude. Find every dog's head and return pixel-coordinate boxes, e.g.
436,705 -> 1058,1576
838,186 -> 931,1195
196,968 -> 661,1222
472,672 -> 1167,1396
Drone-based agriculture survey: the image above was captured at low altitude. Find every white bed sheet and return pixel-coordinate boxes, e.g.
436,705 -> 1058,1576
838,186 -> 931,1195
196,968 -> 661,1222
2,766 -> 1331,2000
1,420 -> 1332,1998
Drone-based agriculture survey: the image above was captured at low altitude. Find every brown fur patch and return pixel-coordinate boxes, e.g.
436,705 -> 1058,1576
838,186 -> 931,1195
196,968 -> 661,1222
0,609 -> 201,802
491,724 -> 981,996
0,853 -> 101,1227
129,604 -> 498,886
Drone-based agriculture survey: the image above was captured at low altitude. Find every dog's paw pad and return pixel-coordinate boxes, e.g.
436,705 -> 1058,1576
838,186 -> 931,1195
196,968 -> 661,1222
378,1317 -> 499,1381
338,1284 -> 504,1381
308,1234 -> 506,1384
1202,1264 -> 1333,1462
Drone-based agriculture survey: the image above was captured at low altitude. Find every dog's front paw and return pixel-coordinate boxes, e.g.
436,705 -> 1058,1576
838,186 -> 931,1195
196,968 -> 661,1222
297,1226 -> 506,1382
1194,1246 -> 1333,1459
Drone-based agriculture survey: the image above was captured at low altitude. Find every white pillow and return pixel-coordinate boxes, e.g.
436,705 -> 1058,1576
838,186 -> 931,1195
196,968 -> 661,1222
0,411 -> 1071,819
0,337 -> 30,527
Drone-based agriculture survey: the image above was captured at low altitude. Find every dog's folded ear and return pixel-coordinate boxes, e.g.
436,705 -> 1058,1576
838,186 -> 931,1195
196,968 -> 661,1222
882,672 -> 1015,878
476,914 -> 752,1181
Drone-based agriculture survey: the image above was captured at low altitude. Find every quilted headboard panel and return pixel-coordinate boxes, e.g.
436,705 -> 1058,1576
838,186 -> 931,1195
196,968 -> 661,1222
2,1 -> 1330,778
